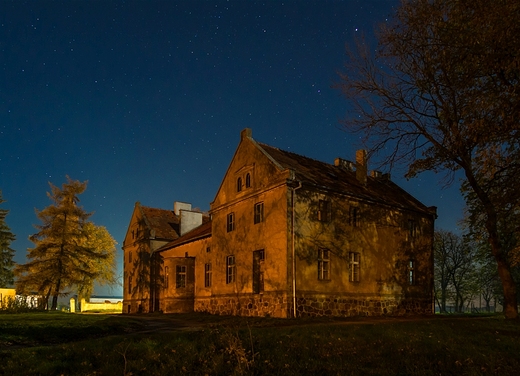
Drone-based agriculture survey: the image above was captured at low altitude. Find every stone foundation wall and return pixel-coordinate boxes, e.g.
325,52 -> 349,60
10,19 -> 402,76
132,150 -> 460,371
161,297 -> 194,313
195,292 -> 290,318
123,299 -> 151,314
295,294 -> 433,317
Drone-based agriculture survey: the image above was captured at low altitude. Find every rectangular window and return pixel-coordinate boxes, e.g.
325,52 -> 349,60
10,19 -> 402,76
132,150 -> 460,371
318,199 -> 331,222
128,276 -> 132,294
253,249 -> 265,294
164,266 -> 169,289
318,248 -> 330,280
349,206 -> 359,227
128,251 -> 132,263
226,255 -> 236,284
204,263 -> 212,287
227,212 -> 235,232
408,260 -> 415,285
176,265 -> 186,288
254,202 -> 264,224
206,246 -> 211,253
408,220 -> 417,238
349,252 -> 360,282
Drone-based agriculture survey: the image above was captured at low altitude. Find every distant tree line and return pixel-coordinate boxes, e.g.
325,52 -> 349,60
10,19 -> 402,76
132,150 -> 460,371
434,229 -> 506,314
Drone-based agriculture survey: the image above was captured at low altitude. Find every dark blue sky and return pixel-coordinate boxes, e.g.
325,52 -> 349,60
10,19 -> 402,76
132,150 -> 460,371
1,0 -> 463,295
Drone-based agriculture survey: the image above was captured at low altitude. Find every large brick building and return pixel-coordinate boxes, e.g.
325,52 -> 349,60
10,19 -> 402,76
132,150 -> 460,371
123,129 -> 436,317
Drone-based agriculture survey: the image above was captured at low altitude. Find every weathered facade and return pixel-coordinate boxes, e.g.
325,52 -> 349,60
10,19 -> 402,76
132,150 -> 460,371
123,129 -> 436,317
122,203 -> 180,313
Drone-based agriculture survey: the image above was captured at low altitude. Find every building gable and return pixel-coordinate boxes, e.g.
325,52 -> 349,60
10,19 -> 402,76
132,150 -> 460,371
211,129 -> 291,210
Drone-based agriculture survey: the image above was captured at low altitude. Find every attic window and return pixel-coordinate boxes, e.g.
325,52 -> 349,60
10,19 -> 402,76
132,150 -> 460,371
237,177 -> 243,192
318,200 -> 331,222
408,220 -> 417,238
349,206 -> 359,227
245,173 -> 251,188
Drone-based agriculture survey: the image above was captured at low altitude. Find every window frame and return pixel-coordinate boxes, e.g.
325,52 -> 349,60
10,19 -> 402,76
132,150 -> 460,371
408,219 -> 417,239
254,202 -> 264,224
253,249 -> 265,294
164,266 -> 169,289
349,252 -> 360,282
226,255 -> 236,284
317,248 -> 330,280
176,265 -> 187,288
204,263 -> 212,287
349,206 -> 359,227
226,212 -> 235,232
408,260 -> 415,285
318,199 -> 331,222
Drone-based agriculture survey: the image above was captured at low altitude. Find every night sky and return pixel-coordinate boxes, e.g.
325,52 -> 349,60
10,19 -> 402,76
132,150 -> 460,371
1,0 -> 464,295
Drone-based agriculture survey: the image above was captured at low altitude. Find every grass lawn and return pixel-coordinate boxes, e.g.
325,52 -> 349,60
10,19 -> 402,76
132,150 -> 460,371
1,312 -> 519,375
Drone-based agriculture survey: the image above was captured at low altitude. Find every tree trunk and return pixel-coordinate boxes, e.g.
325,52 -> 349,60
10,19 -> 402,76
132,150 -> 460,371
51,278 -> 61,311
485,208 -> 518,319
464,169 -> 518,319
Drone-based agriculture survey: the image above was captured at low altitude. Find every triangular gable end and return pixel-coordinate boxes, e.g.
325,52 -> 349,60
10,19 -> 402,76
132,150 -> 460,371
122,202 -> 142,248
210,128 -> 291,210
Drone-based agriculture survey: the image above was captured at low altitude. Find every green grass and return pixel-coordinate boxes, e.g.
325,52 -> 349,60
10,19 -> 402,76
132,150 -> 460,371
1,313 -> 519,375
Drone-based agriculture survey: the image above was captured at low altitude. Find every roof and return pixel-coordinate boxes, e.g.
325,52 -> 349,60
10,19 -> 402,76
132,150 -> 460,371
157,220 -> 212,252
139,205 -> 180,240
258,142 -> 433,215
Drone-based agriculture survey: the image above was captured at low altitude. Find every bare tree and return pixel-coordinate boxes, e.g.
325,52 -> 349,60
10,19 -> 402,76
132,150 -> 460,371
434,230 -> 477,313
337,0 -> 520,318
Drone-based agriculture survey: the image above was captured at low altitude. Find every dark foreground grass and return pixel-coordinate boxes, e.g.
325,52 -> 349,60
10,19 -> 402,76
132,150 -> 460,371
1,313 -> 519,375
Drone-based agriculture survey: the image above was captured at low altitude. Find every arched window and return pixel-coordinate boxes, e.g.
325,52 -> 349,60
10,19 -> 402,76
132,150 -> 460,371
237,177 -> 243,192
245,173 -> 251,188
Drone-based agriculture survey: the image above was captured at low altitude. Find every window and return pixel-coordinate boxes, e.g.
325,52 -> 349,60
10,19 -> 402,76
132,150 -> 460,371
408,260 -> 415,285
349,252 -> 360,282
237,177 -> 243,192
128,251 -> 132,264
245,173 -> 251,188
164,266 -> 169,289
349,206 -> 359,227
254,202 -> 264,224
204,263 -> 212,287
318,199 -> 331,222
253,249 -> 265,294
176,265 -> 186,288
318,248 -> 330,280
227,212 -> 235,232
206,246 -> 211,253
226,255 -> 236,284
128,276 -> 132,294
408,220 -> 417,238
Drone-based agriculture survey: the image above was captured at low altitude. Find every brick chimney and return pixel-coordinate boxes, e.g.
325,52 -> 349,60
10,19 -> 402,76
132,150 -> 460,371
356,150 -> 367,186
